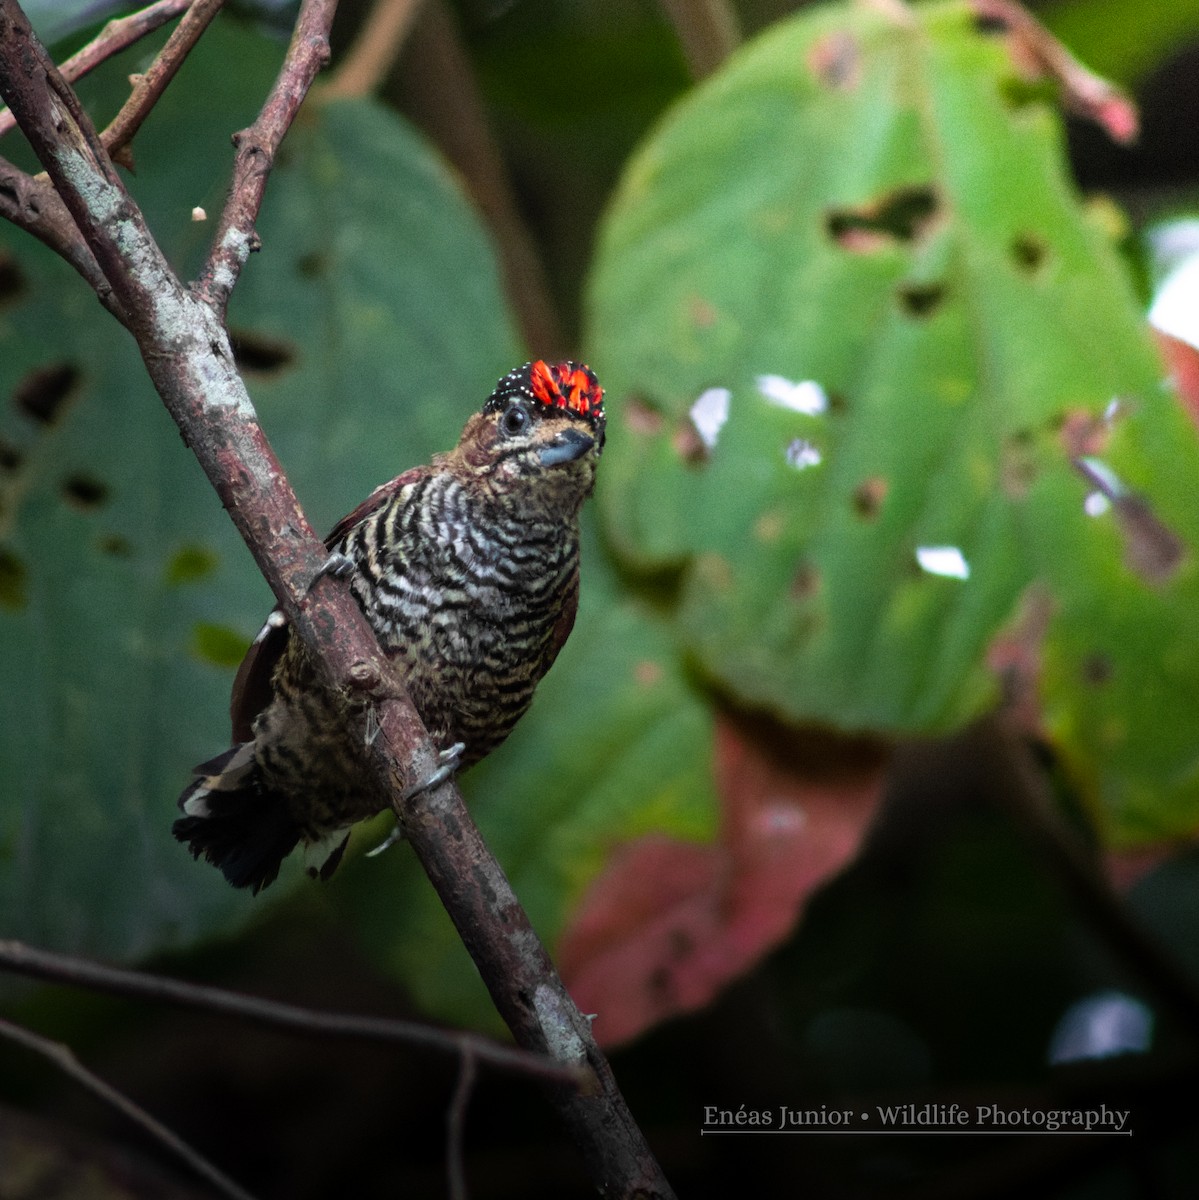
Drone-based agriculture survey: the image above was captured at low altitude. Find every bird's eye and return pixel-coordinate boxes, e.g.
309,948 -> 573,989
501,402 -> 530,437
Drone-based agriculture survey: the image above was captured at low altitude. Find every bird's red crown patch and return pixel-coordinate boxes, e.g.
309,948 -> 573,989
486,360 -> 605,428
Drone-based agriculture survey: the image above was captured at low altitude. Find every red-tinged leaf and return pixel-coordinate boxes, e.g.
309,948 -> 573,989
1104,844 -> 1181,893
1155,332 -> 1199,432
558,717 -> 888,1047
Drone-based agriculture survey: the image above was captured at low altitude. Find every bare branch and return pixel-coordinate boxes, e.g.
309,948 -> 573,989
0,1015 -> 257,1200
0,939 -> 584,1084
0,2 -> 676,1193
100,0 -> 226,168
0,0 -> 193,140
323,0 -> 424,99
193,0 -> 335,315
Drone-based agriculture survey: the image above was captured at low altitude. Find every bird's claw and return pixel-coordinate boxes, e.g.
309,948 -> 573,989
400,742 -> 465,802
365,823 -> 405,858
365,743 -> 466,858
310,551 -> 355,591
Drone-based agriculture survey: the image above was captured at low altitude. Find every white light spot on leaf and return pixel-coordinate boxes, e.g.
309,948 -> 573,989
1084,492 -> 1112,517
1149,249 -> 1199,352
1148,217 -> 1199,277
785,438 -> 822,469
1048,990 -> 1152,1065
756,374 -> 828,415
916,545 -> 970,580
689,387 -> 731,449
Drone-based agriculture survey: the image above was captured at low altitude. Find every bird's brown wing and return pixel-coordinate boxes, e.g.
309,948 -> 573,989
229,617 -> 288,742
229,466 -> 428,742
546,571 -> 580,666
322,465 -> 427,549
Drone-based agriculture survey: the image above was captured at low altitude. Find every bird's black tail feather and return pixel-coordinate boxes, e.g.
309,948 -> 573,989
173,745 -> 301,895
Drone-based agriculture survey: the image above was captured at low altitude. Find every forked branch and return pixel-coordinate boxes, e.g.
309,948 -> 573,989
0,2 -> 673,1195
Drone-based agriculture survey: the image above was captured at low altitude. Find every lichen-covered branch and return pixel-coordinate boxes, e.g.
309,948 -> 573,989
0,2 -> 674,1194
0,155 -> 124,318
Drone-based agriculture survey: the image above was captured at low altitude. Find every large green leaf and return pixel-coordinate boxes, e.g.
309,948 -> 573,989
586,1 -> 1199,843
0,17 -> 521,959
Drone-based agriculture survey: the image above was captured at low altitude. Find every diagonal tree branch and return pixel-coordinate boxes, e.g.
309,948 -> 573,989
192,0 -> 333,316
657,0 -> 741,79
0,1015 -> 257,1200
0,2 -> 675,1195
100,0 -> 226,169
323,0 -> 424,100
0,155 -> 124,319
0,0 -> 193,140
390,0 -> 565,356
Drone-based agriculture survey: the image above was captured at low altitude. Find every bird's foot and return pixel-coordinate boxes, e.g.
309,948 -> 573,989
364,822 -> 405,858
310,550 -> 355,590
401,742 -> 465,802
365,743 -> 466,858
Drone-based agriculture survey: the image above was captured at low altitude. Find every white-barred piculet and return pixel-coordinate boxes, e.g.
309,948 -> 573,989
173,361 -> 605,893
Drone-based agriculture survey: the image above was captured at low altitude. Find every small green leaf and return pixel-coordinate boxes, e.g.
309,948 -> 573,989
190,623 -> 248,669
165,544 -> 220,586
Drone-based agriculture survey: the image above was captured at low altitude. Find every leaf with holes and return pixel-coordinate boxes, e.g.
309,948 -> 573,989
0,17 -> 521,962
586,0 -> 1199,844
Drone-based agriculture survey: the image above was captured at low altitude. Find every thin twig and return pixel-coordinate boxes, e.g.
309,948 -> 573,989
323,0 -> 424,99
0,939 -> 584,1084
0,3 -> 676,1193
968,0 -> 1138,142
0,0 -> 192,140
0,1015 -> 257,1200
193,0 -> 333,315
100,0 -> 226,169
657,0 -> 740,79
446,1047 -> 476,1200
